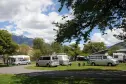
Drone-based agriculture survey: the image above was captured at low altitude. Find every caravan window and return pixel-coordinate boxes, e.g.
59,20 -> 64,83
18,58 -> 23,61
96,56 -> 102,59
103,56 -> 107,59
114,55 -> 118,58
52,56 -> 58,60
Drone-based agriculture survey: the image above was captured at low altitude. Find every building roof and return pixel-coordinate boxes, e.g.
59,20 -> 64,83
116,49 -> 126,52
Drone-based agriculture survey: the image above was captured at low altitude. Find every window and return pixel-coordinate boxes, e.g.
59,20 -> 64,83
43,57 -> 50,60
39,57 -> 43,60
114,55 -> 118,58
103,56 -> 107,59
18,58 -> 23,61
97,56 -> 102,59
52,56 -> 58,60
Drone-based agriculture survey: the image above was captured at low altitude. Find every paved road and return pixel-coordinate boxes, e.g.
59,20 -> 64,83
0,65 -> 126,79
0,65 -> 49,74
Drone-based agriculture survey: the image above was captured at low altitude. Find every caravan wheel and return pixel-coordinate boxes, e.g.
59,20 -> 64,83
91,62 -> 96,66
107,63 -> 112,66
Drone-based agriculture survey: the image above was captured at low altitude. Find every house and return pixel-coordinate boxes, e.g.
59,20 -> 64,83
113,49 -> 126,62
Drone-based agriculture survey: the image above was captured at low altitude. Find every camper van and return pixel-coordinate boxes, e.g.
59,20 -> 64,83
36,55 -> 59,67
113,49 -> 126,62
88,54 -> 119,66
57,53 -> 70,65
9,55 -> 31,65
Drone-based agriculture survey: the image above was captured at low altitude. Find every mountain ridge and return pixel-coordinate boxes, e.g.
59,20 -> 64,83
12,35 -> 33,46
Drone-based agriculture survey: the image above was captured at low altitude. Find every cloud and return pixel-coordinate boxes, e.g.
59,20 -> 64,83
91,29 -> 123,46
0,0 -> 73,43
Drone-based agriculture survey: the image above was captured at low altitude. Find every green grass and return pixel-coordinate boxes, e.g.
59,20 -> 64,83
0,63 -> 15,68
0,74 -> 126,84
25,61 -> 126,71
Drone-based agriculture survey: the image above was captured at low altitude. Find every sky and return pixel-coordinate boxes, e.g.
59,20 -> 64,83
0,0 -> 123,49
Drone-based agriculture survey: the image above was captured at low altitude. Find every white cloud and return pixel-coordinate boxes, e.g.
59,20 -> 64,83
91,29 -> 123,46
0,0 -> 73,43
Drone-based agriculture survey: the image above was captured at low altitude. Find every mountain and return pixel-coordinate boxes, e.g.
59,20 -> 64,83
12,35 -> 33,46
109,41 -> 126,49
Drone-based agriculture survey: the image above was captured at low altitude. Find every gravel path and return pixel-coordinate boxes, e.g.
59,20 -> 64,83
0,65 -> 49,74
0,65 -> 126,79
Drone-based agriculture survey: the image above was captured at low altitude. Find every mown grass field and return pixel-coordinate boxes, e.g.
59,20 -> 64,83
25,61 -> 126,71
0,74 -> 126,84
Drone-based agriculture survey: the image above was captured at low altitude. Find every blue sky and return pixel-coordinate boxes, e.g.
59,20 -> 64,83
0,0 -> 122,48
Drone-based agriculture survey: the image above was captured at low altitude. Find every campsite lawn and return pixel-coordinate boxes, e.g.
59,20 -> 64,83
0,74 -> 126,84
25,61 -> 126,71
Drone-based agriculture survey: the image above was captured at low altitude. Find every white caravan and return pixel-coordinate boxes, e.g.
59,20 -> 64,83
36,55 -> 59,67
88,54 -> 119,66
9,55 -> 31,65
57,53 -> 70,65
113,49 -> 126,62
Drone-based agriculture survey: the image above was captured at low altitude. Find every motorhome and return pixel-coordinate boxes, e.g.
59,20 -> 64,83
113,49 -> 126,62
88,50 -> 119,66
36,55 -> 59,67
9,55 -> 31,65
57,53 -> 70,65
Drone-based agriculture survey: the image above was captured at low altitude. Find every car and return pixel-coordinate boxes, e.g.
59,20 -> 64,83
36,55 -> 59,67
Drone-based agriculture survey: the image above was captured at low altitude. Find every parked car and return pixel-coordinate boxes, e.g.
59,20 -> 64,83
88,54 -> 119,66
57,53 -> 71,65
36,55 -> 59,67
9,55 -> 31,65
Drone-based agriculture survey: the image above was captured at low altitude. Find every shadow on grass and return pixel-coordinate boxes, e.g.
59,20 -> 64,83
11,73 -> 126,84
65,68 -> 120,71
10,68 -> 126,84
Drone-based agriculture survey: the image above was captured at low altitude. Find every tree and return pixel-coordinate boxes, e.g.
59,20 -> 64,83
16,44 -> 31,55
51,42 -> 63,53
83,42 -> 106,54
32,49 -> 42,60
54,0 -> 126,43
66,43 -> 82,60
33,38 -> 44,50
33,38 -> 46,55
108,46 -> 120,56
0,30 -> 18,55
0,30 -> 18,65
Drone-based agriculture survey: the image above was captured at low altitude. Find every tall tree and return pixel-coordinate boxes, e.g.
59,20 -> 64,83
51,42 -> 63,53
67,43 -> 81,60
0,30 -> 18,65
32,49 -> 42,60
54,0 -> 126,43
83,42 -> 106,54
16,44 -> 31,55
0,30 -> 18,55
33,38 -> 44,50
33,38 -> 53,55
108,46 -> 120,56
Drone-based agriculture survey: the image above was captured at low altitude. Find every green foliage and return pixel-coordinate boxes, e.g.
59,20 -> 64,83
16,44 -> 30,55
108,46 -> 120,56
0,30 -> 18,55
51,42 -> 63,53
32,49 -> 42,60
33,38 -> 44,49
83,42 -> 106,54
63,44 -> 82,58
33,38 -> 47,55
54,0 -> 126,43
